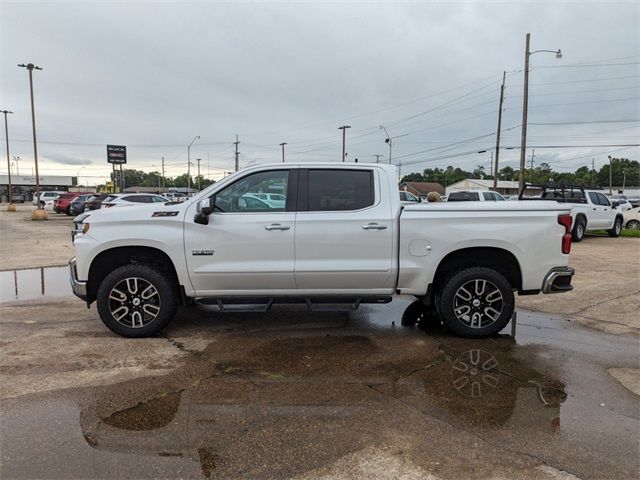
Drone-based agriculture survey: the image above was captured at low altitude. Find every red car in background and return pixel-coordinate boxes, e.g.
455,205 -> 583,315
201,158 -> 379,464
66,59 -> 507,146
54,192 -> 93,215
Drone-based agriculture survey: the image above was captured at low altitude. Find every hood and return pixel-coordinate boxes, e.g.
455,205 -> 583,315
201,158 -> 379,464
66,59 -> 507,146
74,201 -> 189,224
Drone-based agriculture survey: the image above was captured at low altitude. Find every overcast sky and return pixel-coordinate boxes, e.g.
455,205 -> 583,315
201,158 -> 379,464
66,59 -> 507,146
1,0 -> 638,185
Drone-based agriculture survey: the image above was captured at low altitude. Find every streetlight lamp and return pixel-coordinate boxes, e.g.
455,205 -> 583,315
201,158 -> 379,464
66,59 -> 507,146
12,155 -> 20,175
518,33 -> 562,192
187,136 -> 200,194
279,142 -> 287,163
1,109 -> 15,211
380,125 -> 408,181
18,63 -> 46,218
76,166 -> 85,188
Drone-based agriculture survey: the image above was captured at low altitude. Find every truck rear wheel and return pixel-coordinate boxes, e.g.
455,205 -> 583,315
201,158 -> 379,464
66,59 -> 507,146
608,217 -> 622,237
96,264 -> 178,337
436,267 -> 514,337
572,218 -> 586,242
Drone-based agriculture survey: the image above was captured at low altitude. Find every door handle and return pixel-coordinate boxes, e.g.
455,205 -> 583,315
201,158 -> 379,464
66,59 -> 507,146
265,223 -> 290,231
362,223 -> 387,230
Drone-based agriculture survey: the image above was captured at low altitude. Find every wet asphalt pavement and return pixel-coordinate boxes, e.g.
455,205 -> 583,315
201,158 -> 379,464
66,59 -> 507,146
1,294 -> 639,479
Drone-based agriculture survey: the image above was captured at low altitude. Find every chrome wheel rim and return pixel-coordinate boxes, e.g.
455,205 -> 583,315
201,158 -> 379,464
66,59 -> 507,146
628,220 -> 640,230
576,224 -> 584,237
108,277 -> 161,328
453,279 -> 503,329
615,220 -> 621,234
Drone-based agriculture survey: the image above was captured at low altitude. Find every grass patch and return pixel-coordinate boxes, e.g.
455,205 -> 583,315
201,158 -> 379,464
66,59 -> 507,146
589,229 -> 640,238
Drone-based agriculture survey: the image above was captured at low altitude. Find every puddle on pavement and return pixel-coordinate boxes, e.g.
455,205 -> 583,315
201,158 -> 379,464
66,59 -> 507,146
1,300 -> 638,479
0,265 -> 73,303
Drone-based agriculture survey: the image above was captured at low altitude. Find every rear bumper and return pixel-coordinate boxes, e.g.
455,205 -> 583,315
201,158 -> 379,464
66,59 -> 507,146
542,267 -> 575,294
68,257 -> 88,301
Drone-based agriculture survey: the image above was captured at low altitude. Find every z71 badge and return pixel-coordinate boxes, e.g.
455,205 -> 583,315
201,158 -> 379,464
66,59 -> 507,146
192,250 -> 215,256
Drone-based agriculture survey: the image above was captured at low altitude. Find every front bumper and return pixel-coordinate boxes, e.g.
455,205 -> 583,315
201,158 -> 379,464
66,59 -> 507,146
542,267 -> 575,294
68,257 -> 88,301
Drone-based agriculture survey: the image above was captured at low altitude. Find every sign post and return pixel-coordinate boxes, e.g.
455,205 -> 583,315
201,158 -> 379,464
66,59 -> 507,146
107,145 -> 126,192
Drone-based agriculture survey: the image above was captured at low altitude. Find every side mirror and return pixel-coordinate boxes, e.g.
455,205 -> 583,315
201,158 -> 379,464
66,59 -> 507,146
611,201 -> 619,209
194,197 -> 213,225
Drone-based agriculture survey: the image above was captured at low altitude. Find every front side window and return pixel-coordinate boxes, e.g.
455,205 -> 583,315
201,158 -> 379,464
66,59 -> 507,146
307,169 -> 374,211
215,170 -> 289,213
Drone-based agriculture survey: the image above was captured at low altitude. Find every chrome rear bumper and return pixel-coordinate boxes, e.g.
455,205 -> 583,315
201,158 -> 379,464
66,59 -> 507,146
68,257 -> 88,301
542,267 -> 575,294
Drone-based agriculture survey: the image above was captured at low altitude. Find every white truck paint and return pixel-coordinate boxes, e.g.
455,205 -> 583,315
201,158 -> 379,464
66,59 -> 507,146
69,163 -> 575,338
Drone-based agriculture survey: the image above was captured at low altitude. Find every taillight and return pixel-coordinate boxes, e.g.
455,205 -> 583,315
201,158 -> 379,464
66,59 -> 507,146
558,214 -> 572,254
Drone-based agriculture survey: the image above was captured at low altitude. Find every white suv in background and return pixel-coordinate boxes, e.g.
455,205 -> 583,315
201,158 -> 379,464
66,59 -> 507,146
447,190 -> 506,202
101,194 -> 169,208
33,191 -> 64,206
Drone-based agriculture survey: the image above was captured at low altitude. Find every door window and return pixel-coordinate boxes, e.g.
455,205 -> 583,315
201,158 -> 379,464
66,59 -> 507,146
483,192 -> 494,201
596,193 -> 610,206
215,170 -> 289,213
588,192 -> 600,205
307,169 -> 374,211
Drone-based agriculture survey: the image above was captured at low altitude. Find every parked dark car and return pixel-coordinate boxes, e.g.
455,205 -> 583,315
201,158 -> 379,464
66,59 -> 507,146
69,194 -> 94,216
54,192 -> 93,215
84,194 -> 110,211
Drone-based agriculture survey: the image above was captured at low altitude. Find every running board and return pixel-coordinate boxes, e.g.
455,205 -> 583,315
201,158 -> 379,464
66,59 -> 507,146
195,296 -> 391,313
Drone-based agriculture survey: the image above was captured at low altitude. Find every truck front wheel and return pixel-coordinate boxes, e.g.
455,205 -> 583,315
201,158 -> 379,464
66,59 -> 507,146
608,217 -> 622,237
96,264 -> 179,337
437,267 -> 514,337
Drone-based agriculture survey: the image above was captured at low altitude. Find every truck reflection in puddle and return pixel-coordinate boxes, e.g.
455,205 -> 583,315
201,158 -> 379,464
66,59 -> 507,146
79,301 -> 566,479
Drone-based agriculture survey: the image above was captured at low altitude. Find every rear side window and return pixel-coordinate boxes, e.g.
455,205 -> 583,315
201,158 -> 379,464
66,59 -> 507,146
448,192 -> 479,201
307,169 -> 374,211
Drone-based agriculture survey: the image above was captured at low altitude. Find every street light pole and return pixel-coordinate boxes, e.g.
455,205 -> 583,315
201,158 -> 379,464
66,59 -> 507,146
187,135 -> 200,194
338,126 -> 351,162
76,166 -> 85,187
608,155 -> 613,194
18,63 -> 44,213
196,158 -> 201,190
1,110 -> 14,209
279,142 -> 287,163
518,34 -> 562,192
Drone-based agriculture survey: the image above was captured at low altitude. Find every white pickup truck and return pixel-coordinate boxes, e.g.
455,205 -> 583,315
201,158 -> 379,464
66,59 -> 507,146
69,163 -> 575,338
521,185 -> 624,241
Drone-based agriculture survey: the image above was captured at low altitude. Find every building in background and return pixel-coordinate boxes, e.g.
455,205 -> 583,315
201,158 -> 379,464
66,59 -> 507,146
0,174 -> 73,203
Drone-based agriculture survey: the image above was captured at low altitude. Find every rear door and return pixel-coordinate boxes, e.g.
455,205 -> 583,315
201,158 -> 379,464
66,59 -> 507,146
294,168 -> 395,292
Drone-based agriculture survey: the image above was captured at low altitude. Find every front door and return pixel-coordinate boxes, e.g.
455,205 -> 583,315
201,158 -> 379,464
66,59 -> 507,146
184,169 -> 297,295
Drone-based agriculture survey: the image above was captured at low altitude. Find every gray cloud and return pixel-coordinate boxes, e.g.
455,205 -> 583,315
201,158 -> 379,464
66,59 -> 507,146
1,0 -> 638,185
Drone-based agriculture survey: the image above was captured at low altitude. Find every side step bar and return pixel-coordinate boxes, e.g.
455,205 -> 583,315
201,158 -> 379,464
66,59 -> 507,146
195,296 -> 392,313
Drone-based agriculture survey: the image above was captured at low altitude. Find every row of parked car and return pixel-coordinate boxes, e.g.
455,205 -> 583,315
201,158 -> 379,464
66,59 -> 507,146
34,191 -> 172,215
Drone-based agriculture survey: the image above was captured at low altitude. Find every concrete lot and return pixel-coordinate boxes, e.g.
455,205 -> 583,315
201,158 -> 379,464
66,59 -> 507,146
1,204 -> 639,479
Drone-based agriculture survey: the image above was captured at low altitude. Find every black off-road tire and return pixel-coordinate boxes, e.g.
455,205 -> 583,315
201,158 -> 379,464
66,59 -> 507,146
436,267 -> 514,338
96,264 -> 179,338
572,218 -> 586,242
608,217 -> 622,237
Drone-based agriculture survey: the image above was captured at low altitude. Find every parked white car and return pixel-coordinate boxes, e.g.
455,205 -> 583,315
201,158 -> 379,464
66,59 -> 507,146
524,186 -> 624,241
70,163 -> 574,339
447,190 -> 506,202
623,206 -> 640,230
101,194 -> 169,208
33,191 -> 64,206
242,192 -> 286,209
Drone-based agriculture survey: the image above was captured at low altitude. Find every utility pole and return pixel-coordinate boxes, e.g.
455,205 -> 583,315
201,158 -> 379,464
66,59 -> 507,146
591,158 -> 595,186
608,155 -> 612,195
187,135 -> 199,194
279,142 -> 287,163
518,34 -> 562,192
493,71 -> 506,190
529,149 -> 535,183
518,34 -> 531,193
622,169 -> 626,192
372,154 -> 383,163
161,156 -> 165,190
1,110 -> 14,208
18,63 -> 44,213
338,125 -> 351,162
196,158 -> 201,190
234,135 -> 240,171
489,151 -> 494,178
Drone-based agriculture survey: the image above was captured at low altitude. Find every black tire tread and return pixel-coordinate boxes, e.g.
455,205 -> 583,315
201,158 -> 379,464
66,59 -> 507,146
96,263 -> 178,338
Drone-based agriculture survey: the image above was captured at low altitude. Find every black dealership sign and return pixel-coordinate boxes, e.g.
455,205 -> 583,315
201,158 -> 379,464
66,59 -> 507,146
107,145 -> 127,164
